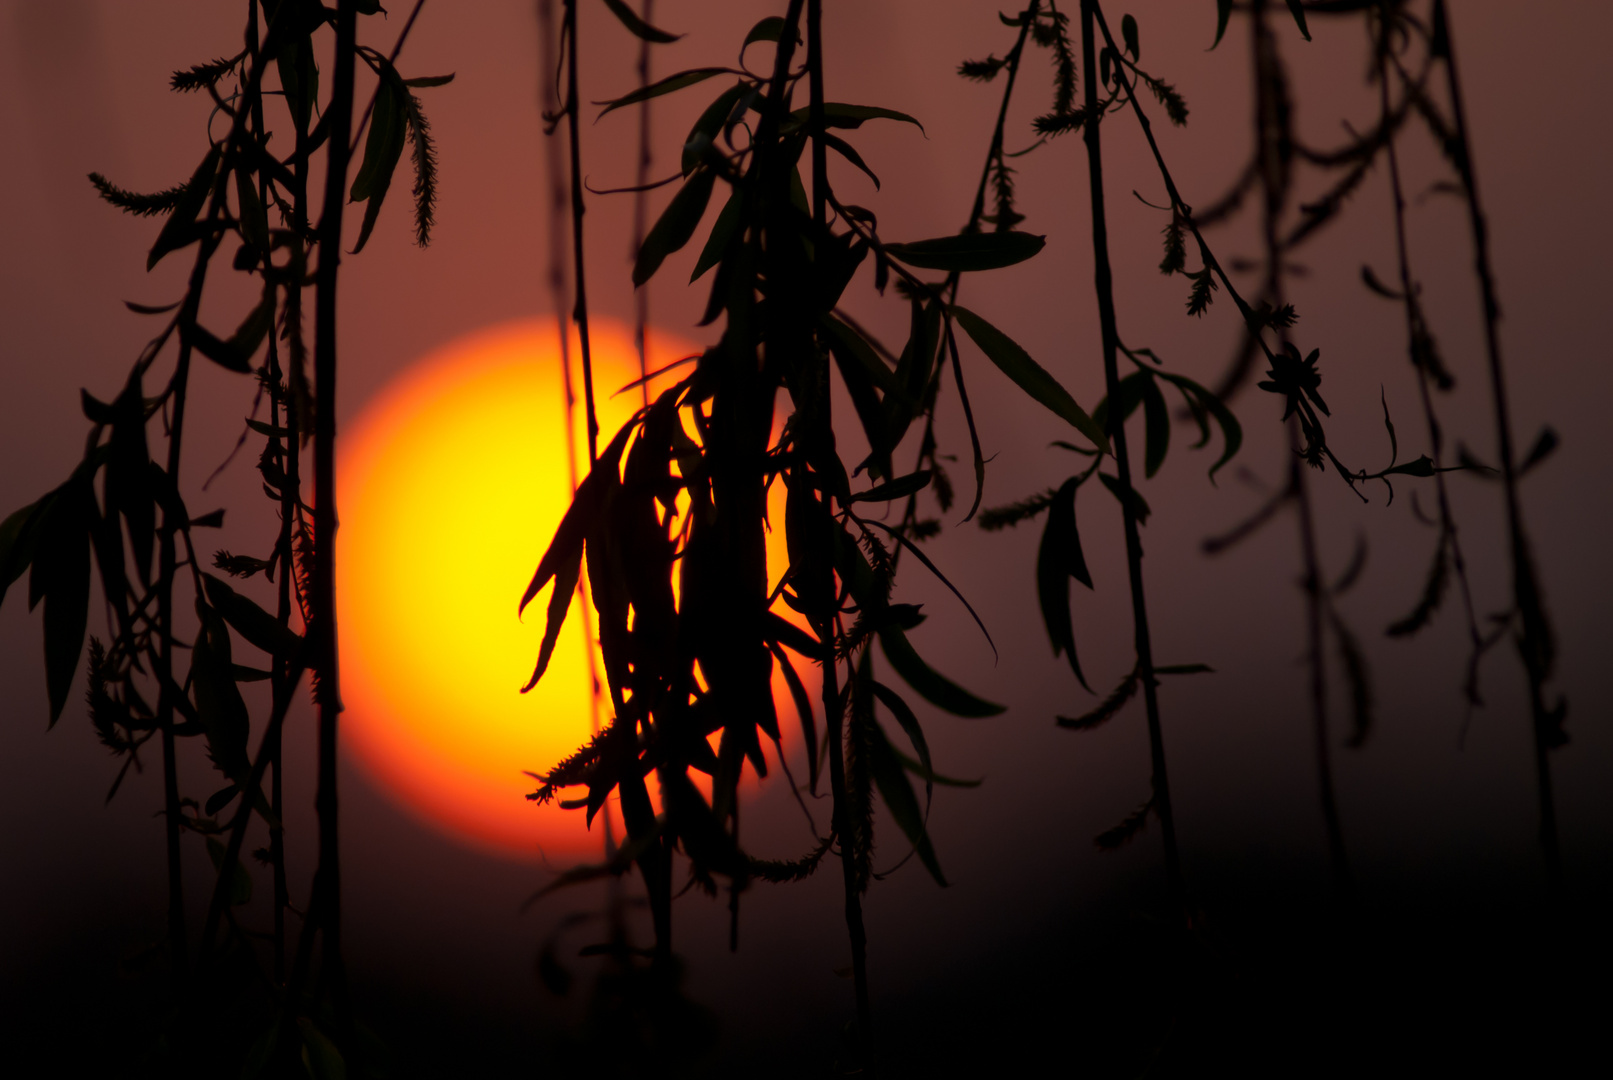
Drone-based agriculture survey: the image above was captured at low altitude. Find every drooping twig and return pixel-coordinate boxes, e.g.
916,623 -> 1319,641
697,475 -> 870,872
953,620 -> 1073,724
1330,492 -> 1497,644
1080,0 -> 1185,918
1433,0 -> 1563,886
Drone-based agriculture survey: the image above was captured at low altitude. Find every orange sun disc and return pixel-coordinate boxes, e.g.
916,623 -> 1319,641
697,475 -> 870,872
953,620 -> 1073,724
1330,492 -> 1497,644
337,318 -> 810,861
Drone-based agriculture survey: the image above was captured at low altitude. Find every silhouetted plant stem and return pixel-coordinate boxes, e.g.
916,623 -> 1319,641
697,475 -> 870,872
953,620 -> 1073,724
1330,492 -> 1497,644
245,0 -> 292,983
310,0 -> 358,1032
631,0 -> 653,408
1251,0 -> 1352,900
1433,0 -> 1562,886
151,17 -> 282,983
807,0 -> 872,1044
562,0 -> 600,463
1372,9 -> 1482,701
1080,0 -> 1183,917
538,0 -> 607,747
1291,435 -> 1352,894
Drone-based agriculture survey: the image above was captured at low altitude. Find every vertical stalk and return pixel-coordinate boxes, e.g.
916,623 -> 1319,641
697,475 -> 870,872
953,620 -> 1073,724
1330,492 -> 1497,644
806,0 -> 872,1043
631,0 -> 654,409
246,0 -> 292,982
1251,0 -> 1351,898
1433,0 -> 1561,886
1291,442 -> 1351,895
1373,9 -> 1482,695
562,0 -> 600,463
538,0 -> 605,743
312,0 -> 358,1026
1079,0 -> 1184,916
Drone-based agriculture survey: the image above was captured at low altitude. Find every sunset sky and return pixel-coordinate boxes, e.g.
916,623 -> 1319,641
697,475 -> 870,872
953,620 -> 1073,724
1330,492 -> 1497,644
2,1 -> 1609,1069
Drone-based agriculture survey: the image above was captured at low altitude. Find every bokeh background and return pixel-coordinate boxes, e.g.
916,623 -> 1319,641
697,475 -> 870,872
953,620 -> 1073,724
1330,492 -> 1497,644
3,1 -> 1610,1073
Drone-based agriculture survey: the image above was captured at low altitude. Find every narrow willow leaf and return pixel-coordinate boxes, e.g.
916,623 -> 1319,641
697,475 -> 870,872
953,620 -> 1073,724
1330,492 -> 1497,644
1519,427 -> 1559,475
39,496 -> 91,726
124,299 -> 183,315
683,82 -> 749,176
1387,537 -> 1448,637
769,641 -> 819,793
828,330 -> 895,480
788,102 -> 925,133
865,714 -> 947,887
869,680 -> 934,787
1157,370 -> 1241,481
276,34 -> 319,134
187,284 -> 275,374
521,427 -> 631,689
878,625 -> 1003,717
350,72 -> 409,254
1213,0 -> 1233,48
821,314 -> 905,402
598,68 -> 728,118
742,16 -> 795,51
601,0 -> 681,42
1331,609 -> 1374,748
952,306 -> 1107,450
402,73 -> 456,88
201,573 -> 303,660
823,132 -> 881,189
886,232 -> 1044,272
690,184 -> 742,282
1285,0 -> 1313,41
765,610 -> 823,661
1095,797 -> 1154,851
1360,264 -> 1404,299
234,164 -> 269,252
635,168 -> 716,286
147,145 -> 220,270
0,499 -> 43,609
1155,663 -> 1215,676
846,470 -> 931,504
191,602 -> 250,779
1038,477 -> 1092,691
1140,373 -> 1170,478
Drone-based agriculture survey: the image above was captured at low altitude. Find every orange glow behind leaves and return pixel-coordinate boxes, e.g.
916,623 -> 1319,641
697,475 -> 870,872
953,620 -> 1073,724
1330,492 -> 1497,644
338,319 -> 809,861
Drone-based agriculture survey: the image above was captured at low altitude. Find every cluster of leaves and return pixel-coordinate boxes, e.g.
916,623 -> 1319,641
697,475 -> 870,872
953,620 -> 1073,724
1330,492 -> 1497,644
1,0 -> 447,1070
520,5 -> 1136,994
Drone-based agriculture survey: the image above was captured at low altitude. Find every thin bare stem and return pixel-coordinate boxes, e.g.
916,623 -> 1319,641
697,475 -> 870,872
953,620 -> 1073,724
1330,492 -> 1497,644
632,0 -> 653,410
807,0 -> 871,1046
562,0 -> 600,462
1081,0 -> 1184,918
1373,7 -> 1482,698
308,0 -> 358,1037
1434,0 -> 1561,886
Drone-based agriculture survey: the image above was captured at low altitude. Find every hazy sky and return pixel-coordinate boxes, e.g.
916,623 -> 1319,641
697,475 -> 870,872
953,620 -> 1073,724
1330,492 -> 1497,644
2,1 -> 1610,1068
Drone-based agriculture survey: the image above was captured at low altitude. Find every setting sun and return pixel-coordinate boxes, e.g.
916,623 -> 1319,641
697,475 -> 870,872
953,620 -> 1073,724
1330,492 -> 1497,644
337,319 -> 807,860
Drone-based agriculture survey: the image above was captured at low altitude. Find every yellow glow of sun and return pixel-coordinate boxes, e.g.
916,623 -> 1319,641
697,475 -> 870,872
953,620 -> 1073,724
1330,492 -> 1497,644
338,318 -> 807,861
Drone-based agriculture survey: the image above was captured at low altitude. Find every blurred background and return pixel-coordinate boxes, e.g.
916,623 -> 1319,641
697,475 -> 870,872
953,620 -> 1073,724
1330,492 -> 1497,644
2,1 -> 1609,1073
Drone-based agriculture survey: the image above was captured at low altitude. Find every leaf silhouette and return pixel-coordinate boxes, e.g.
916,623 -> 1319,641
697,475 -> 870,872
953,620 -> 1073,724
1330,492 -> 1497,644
601,0 -> 681,43
885,232 -> 1044,272
635,168 -> 717,286
147,145 -> 221,270
598,68 -> 730,118
1038,477 -> 1093,691
878,624 -> 1004,718
952,305 -> 1107,449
